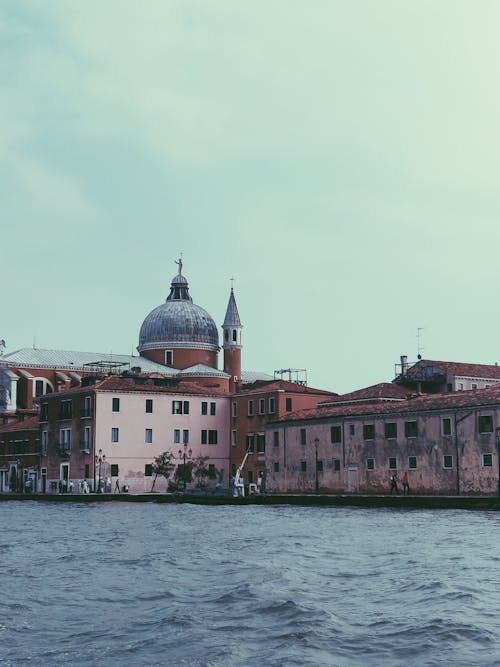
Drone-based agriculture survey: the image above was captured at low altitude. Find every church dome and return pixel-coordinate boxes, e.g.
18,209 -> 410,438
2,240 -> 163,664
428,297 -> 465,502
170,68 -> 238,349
137,262 -> 219,354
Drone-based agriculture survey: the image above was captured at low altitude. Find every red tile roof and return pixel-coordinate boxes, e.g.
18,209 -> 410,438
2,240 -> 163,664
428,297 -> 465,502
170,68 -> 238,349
319,382 -> 408,406
406,359 -> 500,380
237,379 -> 336,397
0,415 -> 40,433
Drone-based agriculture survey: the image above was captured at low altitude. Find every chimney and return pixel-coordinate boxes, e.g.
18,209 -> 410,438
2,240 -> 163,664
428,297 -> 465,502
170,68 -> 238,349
400,355 -> 408,375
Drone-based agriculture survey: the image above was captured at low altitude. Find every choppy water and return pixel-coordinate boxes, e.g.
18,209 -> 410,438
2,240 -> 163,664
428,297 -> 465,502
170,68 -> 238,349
1,502 -> 500,667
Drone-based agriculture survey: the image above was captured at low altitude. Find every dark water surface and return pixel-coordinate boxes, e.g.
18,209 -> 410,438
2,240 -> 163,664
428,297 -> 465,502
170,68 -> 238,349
2,502 -> 500,667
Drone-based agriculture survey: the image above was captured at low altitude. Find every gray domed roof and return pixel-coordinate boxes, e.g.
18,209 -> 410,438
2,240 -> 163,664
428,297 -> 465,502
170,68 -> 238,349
138,263 -> 219,353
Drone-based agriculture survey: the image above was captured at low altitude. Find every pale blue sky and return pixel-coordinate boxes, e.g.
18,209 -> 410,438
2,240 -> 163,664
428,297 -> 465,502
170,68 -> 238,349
2,1 -> 500,393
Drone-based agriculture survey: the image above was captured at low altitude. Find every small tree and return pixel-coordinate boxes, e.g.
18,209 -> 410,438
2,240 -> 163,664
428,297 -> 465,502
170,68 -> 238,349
151,451 -> 175,492
191,455 -> 210,488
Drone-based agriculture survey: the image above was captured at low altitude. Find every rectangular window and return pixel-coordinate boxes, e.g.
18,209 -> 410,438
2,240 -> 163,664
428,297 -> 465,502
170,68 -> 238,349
408,456 -> 417,469
59,428 -> 71,451
457,382 -> 464,391
83,396 -> 92,418
84,464 -> 90,478
273,431 -> 279,448
405,421 -> 418,438
273,461 -> 280,473
246,434 -> 255,452
300,428 -> 307,446
41,431 -> 48,456
286,398 -> 292,412
349,424 -> 355,436
201,401 -> 208,415
208,464 -> 216,478
479,415 -> 493,433
388,457 -> 397,470
442,418 -> 452,436
59,400 -> 72,420
385,422 -> 397,439
172,400 -> 190,415
111,427 -> 119,443
145,428 -> 153,444
300,460 -> 307,472
316,459 -> 324,472
366,458 -> 375,470
112,397 -> 120,412
145,399 -> 153,414
183,429 -> 189,445
257,433 -> 265,453
259,399 -> 265,414
231,430 -> 237,447
174,429 -> 180,444
165,350 -> 173,366
268,398 -> 275,414
333,459 -> 341,472
232,402 -> 237,418
363,424 -> 375,440
208,430 -> 218,445
472,383 -> 478,390
443,455 -> 453,469
145,464 -> 153,477
210,402 -> 216,416
35,379 -> 44,397
40,403 -> 49,422
83,427 -> 91,451
248,400 -> 254,416
483,453 -> 493,467
111,464 -> 119,476
330,426 -> 342,444
201,429 -> 207,445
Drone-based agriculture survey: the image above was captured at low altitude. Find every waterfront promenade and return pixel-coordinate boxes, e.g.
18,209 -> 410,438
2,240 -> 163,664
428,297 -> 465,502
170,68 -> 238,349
2,491 -> 500,510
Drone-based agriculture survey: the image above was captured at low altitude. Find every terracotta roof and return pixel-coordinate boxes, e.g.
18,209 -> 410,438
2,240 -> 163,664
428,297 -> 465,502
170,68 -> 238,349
273,384 -> 500,423
237,379 -> 337,397
0,416 -> 40,433
319,382 -> 408,406
406,359 -> 500,380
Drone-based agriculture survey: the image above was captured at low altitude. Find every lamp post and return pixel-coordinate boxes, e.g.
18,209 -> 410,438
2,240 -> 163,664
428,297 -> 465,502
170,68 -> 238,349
314,437 -> 319,494
178,444 -> 193,491
496,428 -> 500,498
95,448 -> 106,493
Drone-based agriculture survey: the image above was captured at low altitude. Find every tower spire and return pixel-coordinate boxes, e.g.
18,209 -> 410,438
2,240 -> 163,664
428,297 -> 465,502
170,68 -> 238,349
222,281 -> 243,392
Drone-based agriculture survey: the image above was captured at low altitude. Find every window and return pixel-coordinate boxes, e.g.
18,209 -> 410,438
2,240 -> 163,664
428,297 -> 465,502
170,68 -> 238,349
349,424 -> 355,436
300,460 -> 307,472
443,455 -> 453,469
363,424 -> 375,440
483,453 -> 493,467
145,428 -> 153,443
408,456 -> 417,469
40,403 -> 49,422
83,396 -> 92,418
300,429 -> 307,446
172,400 -> 189,415
174,429 -> 180,444
333,459 -> 341,472
330,426 -> 342,444
183,429 -> 189,445
257,433 -> 265,453
479,415 -> 493,433
472,383 -> 478,390
248,400 -> 254,416
111,427 -> 119,443
366,458 -> 375,470
231,430 -> 237,447
245,434 -> 255,452
59,400 -> 72,420
388,457 -> 397,470
286,398 -> 292,412
83,427 -> 91,451
145,464 -> 153,477
268,398 -> 275,414
316,459 -> 324,472
84,464 -> 90,478
146,399 -> 153,414
457,382 -> 464,391
232,402 -> 237,418
59,428 -> 71,451
201,430 -> 218,445
165,350 -> 173,366
201,402 -> 208,415
385,423 -> 397,439
35,379 -> 44,397
259,399 -> 265,415
111,464 -> 119,476
41,431 -> 48,456
112,397 -> 120,412
442,418 -> 452,436
405,421 -> 418,438
210,402 -> 216,416
273,461 -> 280,473
273,431 -> 279,448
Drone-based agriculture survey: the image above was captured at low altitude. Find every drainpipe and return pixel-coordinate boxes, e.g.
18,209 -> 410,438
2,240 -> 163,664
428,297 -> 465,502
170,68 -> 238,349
454,410 -> 473,496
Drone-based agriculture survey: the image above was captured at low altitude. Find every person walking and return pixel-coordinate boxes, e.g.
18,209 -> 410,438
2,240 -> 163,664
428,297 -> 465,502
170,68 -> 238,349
402,471 -> 410,495
390,472 -> 399,494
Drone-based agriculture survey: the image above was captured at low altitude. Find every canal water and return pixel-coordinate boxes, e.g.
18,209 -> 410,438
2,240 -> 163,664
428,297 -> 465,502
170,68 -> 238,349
2,501 -> 500,667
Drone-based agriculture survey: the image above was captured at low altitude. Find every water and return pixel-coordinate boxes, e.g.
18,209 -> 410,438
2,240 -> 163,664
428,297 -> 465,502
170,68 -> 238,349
1,502 -> 500,667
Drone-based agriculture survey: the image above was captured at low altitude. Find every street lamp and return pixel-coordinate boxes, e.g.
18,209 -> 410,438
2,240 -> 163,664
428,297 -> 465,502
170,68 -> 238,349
95,449 -> 106,494
314,437 -> 319,494
178,444 -> 193,491
496,428 -> 500,498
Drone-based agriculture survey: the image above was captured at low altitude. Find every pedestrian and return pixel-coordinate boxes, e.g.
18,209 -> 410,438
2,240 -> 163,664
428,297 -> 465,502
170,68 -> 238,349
114,478 -> 120,493
402,471 -> 410,496
69,480 -> 74,493
82,480 -> 89,494
390,472 -> 399,494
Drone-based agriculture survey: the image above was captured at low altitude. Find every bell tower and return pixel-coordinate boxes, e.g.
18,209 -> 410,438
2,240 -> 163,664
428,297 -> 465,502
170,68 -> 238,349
222,285 -> 242,393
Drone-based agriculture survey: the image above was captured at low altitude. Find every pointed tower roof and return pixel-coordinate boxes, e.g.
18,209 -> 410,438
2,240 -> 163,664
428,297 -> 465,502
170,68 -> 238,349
223,289 -> 242,327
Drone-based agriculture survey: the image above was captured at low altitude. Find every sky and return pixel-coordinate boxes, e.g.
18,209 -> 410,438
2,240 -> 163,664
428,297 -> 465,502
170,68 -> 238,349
2,1 -> 500,395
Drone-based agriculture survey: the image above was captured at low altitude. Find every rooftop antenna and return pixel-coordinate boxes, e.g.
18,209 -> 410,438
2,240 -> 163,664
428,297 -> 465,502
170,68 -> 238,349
417,327 -> 424,359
